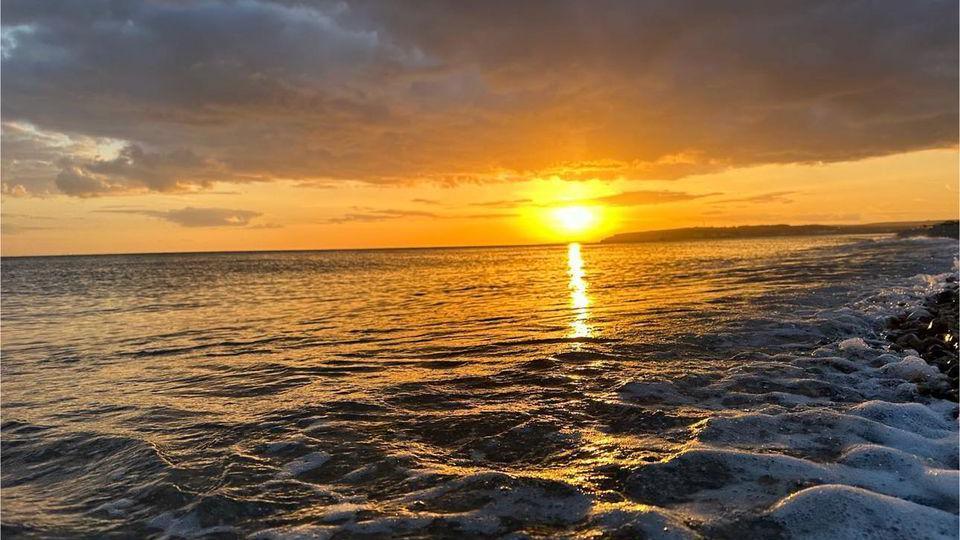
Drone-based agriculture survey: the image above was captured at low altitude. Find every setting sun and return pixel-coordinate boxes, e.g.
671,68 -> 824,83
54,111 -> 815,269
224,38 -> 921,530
550,205 -> 599,235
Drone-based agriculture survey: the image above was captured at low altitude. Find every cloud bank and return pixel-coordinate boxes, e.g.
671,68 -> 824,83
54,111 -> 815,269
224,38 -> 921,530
2,0 -> 956,197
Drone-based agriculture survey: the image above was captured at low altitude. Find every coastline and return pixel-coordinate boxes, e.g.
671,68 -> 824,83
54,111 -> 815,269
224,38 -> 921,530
602,220 -> 958,245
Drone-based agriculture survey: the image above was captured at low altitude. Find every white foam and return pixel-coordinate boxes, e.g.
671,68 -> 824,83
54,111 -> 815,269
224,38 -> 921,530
588,502 -> 699,539
880,355 -> 942,382
148,510 -> 237,538
92,498 -> 134,517
249,524 -> 333,540
771,484 -> 958,540
839,337 -> 871,353
279,451 -> 331,477
613,269 -> 959,536
398,471 -> 592,535
316,503 -> 362,523
618,381 -> 691,404
849,400 -> 956,434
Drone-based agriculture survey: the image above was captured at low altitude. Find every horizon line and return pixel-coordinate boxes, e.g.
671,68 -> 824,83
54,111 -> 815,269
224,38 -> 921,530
3,218 -> 954,259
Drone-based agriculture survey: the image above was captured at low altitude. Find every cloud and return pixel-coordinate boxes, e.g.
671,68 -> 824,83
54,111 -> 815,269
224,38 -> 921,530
470,198 -> 533,208
793,212 -> 862,223
1,122 -> 107,196
710,191 -> 796,205
99,206 -> 262,227
56,145 -> 228,197
1,212 -> 61,234
461,212 -> 516,219
2,0 -> 956,196
1,123 -> 236,197
584,190 -> 721,206
325,206 -> 515,223
1,222 -> 50,234
326,208 -> 438,224
701,210 -> 862,223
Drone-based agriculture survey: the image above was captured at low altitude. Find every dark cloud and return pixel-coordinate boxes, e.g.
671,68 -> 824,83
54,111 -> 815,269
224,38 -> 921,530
2,0 -> 956,196
54,144 -> 228,197
1,122 -> 92,196
99,206 -> 262,227
585,190 -> 721,206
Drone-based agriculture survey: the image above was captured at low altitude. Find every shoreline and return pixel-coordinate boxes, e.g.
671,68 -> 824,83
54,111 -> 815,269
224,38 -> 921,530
887,278 -> 960,401
609,267 -> 960,538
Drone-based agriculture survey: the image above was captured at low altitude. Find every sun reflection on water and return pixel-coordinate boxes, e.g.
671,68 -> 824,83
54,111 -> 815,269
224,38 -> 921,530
567,242 -> 592,339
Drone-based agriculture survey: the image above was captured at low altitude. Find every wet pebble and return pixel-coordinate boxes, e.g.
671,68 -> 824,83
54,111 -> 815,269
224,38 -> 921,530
887,283 -> 959,401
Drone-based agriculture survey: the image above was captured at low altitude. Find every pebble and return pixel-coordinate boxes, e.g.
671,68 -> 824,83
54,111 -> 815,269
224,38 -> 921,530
886,283 -> 959,401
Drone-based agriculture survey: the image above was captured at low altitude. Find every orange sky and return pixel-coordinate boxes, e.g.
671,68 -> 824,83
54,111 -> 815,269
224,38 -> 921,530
1,1 -> 957,256
3,148 -> 956,256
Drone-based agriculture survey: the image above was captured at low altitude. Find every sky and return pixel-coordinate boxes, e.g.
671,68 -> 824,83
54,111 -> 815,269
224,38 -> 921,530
1,0 -> 958,256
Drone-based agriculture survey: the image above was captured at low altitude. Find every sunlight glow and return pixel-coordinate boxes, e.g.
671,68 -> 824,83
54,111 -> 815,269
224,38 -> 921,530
551,205 -> 598,235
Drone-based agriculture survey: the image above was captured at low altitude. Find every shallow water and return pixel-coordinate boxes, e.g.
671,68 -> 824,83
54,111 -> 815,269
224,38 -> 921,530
2,235 -> 957,538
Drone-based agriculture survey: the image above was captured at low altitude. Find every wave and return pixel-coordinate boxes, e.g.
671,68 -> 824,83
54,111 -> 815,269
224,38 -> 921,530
236,271 -> 959,538
2,239 -> 957,538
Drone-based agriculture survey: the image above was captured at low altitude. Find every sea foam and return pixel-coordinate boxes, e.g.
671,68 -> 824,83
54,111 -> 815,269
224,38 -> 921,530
611,272 -> 960,538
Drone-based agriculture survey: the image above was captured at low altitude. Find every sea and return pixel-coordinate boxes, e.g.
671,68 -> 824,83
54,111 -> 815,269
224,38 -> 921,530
2,235 -> 958,538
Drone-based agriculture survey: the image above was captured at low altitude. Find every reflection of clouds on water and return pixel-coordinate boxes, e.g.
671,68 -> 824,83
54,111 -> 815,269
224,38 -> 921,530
567,243 -> 592,339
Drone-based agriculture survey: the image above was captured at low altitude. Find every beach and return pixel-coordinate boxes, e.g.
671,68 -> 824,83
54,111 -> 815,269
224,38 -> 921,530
2,235 -> 958,538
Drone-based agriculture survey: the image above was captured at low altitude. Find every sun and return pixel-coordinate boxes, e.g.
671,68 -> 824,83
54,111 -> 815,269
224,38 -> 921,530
550,205 -> 599,235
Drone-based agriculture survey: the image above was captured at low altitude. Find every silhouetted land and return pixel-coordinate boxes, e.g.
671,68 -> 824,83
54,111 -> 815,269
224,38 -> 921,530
895,221 -> 960,239
603,221 -> 959,244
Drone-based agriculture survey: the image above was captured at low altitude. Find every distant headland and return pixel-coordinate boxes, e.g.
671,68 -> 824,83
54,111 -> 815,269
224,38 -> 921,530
602,220 -> 960,244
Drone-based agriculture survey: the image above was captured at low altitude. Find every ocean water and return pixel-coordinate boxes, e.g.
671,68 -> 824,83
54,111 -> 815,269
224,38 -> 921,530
2,235 -> 958,538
